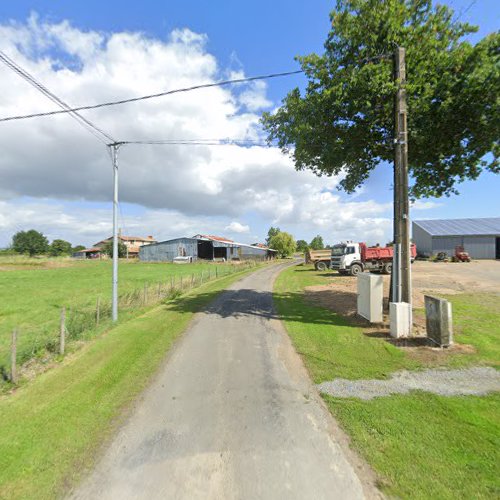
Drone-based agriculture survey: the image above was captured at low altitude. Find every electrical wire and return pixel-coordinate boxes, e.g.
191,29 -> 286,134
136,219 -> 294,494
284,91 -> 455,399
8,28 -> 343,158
0,69 -> 304,124
452,0 -> 478,24
0,50 -> 116,144
115,138 -> 271,147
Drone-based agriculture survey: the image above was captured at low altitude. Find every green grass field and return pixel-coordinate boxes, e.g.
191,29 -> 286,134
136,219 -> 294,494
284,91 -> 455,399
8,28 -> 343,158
274,264 -> 500,499
0,257 -> 242,369
0,265 -> 260,500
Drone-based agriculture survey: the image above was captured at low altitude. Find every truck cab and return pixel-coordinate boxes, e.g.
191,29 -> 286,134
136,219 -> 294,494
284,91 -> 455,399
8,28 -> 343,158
330,242 -> 361,274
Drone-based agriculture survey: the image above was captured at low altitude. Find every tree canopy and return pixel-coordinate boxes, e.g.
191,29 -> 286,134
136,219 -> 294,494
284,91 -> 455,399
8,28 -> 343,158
12,230 -> 49,256
262,0 -> 499,198
101,240 -> 127,258
309,235 -> 325,250
269,231 -> 296,258
296,239 -> 309,253
49,239 -> 72,256
265,227 -> 281,246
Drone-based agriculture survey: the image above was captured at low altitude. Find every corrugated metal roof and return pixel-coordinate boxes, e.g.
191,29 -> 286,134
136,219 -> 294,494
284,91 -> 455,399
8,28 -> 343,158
414,218 -> 500,236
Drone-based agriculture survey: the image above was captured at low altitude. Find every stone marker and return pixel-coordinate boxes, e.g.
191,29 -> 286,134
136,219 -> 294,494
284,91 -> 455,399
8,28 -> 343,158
357,273 -> 383,323
425,295 -> 453,347
390,302 -> 411,338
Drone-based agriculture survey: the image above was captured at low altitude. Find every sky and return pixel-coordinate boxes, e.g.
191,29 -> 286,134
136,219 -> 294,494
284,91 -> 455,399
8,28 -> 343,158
0,0 -> 498,248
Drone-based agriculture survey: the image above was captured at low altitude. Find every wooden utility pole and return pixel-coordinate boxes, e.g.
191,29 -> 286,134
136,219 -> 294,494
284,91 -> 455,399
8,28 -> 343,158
393,46 -> 411,308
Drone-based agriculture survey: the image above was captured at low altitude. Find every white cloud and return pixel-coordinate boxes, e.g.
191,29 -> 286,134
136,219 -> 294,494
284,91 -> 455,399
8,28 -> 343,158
411,200 -> 442,210
0,15 -> 395,248
225,221 -> 249,233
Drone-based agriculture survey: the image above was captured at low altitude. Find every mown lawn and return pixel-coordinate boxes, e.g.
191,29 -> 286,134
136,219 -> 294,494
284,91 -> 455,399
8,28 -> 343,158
274,264 -> 500,499
0,257 -> 237,367
0,266 -> 259,500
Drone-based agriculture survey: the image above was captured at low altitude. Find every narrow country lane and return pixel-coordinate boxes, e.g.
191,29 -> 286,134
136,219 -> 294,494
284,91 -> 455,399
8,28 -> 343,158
71,262 -> 373,500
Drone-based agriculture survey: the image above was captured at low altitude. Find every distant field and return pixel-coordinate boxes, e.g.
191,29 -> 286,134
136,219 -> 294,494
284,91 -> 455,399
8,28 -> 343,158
0,257 -> 237,369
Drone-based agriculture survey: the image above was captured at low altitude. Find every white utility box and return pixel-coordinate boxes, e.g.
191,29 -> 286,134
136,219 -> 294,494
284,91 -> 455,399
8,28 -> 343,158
390,302 -> 412,338
357,273 -> 383,323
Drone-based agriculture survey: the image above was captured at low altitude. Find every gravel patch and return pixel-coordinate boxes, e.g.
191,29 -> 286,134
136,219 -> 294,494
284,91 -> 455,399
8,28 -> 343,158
317,367 -> 500,400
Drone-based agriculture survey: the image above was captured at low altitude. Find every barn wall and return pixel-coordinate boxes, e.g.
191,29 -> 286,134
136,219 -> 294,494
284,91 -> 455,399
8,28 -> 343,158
412,223 -> 432,256
431,235 -> 496,259
462,236 -> 496,259
139,238 -> 199,262
239,245 -> 269,260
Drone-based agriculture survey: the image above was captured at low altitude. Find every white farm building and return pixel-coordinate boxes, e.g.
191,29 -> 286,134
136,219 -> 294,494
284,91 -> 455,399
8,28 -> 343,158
412,218 -> 500,259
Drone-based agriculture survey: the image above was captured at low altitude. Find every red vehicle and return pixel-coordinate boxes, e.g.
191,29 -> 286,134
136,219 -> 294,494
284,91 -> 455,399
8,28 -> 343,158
330,241 -> 416,275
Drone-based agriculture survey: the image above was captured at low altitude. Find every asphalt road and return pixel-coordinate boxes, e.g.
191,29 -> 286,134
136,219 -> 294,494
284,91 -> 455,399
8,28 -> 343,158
71,262 -> 372,500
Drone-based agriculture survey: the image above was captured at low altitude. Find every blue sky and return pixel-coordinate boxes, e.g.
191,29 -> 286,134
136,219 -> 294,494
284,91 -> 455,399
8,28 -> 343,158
0,0 -> 498,247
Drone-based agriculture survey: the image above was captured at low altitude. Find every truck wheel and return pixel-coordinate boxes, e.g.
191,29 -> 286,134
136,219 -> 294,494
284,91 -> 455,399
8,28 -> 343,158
315,261 -> 328,271
350,263 -> 363,276
383,262 -> 392,274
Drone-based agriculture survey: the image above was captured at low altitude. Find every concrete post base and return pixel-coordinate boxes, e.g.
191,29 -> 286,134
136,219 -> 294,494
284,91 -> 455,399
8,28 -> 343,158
390,302 -> 411,338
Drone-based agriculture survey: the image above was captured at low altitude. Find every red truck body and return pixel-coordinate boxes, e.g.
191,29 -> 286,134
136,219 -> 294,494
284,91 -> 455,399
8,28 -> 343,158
360,243 -> 417,262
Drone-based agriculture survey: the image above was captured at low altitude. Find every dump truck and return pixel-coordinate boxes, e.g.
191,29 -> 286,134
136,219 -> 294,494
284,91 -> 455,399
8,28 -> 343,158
305,249 -> 332,270
329,241 -> 417,276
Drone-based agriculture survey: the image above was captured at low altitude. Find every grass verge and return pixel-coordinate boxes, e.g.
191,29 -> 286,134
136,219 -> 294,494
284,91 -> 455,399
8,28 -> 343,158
274,264 -> 500,499
0,265 -> 261,500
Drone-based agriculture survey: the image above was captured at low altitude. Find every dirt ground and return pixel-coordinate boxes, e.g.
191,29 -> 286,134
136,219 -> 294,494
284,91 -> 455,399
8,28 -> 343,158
305,260 -> 499,362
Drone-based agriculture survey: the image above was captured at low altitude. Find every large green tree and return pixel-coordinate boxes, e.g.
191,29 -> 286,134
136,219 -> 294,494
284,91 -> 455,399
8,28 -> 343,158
265,227 -> 281,246
269,231 -> 296,258
12,230 -> 49,256
49,239 -> 72,256
296,239 -> 309,253
262,0 -> 499,198
309,235 -> 325,250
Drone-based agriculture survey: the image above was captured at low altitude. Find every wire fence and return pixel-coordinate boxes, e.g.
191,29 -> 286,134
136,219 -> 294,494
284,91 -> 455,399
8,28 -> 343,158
1,260 -> 260,385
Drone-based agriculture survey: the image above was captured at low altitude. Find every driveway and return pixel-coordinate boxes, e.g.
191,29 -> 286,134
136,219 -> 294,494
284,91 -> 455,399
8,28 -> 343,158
71,262 -> 374,500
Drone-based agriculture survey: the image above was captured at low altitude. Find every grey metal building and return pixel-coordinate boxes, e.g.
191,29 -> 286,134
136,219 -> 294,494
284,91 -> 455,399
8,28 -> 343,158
412,218 -> 500,259
139,235 -> 276,262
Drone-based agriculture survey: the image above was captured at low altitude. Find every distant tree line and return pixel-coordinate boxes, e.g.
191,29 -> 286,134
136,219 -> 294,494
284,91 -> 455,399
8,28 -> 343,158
4,229 -> 85,257
264,228 -> 330,257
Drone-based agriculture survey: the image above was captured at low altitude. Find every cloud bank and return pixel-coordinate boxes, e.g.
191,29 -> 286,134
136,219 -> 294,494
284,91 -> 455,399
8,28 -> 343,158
0,15 -> 426,247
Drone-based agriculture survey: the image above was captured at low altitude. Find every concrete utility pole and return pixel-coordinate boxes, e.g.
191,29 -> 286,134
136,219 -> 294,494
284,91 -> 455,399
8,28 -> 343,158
392,46 -> 411,309
110,143 -> 120,322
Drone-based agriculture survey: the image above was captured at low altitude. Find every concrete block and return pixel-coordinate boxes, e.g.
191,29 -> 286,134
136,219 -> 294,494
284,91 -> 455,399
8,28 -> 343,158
357,273 -> 383,323
425,296 -> 453,347
390,302 -> 411,338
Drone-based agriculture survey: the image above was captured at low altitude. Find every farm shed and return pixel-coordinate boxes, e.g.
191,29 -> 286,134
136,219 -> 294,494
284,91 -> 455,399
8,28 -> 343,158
72,247 -> 105,259
139,235 -> 276,262
413,218 -> 500,259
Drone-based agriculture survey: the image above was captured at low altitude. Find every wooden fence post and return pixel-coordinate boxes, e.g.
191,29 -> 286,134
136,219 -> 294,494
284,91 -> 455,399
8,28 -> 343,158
180,276 -> 183,290
96,296 -> 100,326
157,282 -> 161,300
10,328 -> 17,384
171,276 -> 174,290
144,283 -> 148,305
60,307 -> 66,355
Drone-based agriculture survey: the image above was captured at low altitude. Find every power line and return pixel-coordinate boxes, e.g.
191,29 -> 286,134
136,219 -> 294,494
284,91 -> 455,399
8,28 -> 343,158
114,138 -> 271,147
0,50 -> 116,143
0,70 -> 304,123
452,0 -> 478,24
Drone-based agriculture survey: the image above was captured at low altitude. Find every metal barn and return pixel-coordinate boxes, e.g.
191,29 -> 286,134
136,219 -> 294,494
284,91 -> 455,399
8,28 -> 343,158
139,235 -> 275,262
412,218 -> 500,259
